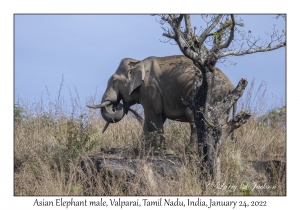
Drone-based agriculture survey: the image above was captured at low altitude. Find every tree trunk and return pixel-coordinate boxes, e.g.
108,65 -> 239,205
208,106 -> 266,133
183,64 -> 251,179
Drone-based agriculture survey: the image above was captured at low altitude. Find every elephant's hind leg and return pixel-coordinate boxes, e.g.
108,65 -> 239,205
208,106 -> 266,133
185,107 -> 198,154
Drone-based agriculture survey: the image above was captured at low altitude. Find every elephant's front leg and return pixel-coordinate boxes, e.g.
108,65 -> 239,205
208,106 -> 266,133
143,113 -> 165,151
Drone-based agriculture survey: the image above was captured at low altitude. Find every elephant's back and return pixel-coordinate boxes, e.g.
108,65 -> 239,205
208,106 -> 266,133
149,55 -> 235,120
154,56 -> 196,121
210,68 -> 235,105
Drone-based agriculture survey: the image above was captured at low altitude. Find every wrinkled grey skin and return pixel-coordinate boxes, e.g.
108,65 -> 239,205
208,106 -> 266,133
87,55 -> 235,151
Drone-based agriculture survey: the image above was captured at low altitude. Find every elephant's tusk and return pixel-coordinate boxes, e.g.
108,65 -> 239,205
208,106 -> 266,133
87,101 -> 111,109
102,122 -> 110,133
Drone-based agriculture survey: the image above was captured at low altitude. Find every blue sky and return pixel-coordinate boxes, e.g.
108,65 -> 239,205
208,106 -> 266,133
14,14 -> 286,114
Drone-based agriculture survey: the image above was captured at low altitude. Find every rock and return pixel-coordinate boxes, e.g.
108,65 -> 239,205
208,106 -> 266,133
80,148 -> 183,194
82,154 -> 182,180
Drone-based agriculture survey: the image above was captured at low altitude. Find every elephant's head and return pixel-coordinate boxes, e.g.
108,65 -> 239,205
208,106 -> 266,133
87,59 -> 145,132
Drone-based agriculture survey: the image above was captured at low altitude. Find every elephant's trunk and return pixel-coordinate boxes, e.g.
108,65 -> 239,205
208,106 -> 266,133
87,101 -> 126,133
101,103 -> 125,123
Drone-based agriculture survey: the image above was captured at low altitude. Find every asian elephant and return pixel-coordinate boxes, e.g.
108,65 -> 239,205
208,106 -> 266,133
87,55 -> 235,152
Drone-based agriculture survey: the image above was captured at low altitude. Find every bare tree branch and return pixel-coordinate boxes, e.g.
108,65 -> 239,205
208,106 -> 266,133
218,41 -> 286,58
219,14 -> 235,49
198,15 -> 223,46
215,78 -> 248,121
184,14 -> 193,40
162,14 -> 200,61
162,33 -> 175,39
225,110 -> 252,134
177,14 -> 184,26
276,14 -> 286,21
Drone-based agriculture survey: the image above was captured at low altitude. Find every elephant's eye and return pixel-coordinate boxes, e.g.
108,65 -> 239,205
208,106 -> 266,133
129,70 -> 132,75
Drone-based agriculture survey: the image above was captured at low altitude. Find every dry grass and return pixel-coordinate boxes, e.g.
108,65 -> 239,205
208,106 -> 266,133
14,82 -> 286,196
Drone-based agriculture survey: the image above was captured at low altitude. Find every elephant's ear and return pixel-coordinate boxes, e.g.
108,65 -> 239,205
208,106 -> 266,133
128,61 -> 145,95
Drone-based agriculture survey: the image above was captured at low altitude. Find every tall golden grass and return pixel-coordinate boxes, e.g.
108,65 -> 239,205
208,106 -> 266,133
14,82 -> 286,196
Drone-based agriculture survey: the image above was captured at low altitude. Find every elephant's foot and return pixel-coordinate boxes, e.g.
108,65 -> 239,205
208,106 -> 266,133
155,137 -> 166,151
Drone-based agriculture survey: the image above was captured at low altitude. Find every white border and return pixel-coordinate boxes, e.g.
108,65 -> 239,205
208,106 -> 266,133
2,1 -> 296,209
